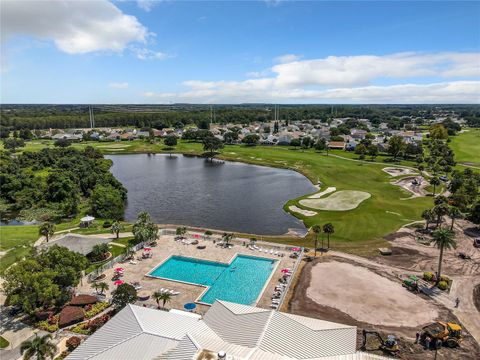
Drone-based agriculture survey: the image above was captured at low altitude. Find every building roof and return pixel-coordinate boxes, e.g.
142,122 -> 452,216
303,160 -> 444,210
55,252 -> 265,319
67,300 -> 380,360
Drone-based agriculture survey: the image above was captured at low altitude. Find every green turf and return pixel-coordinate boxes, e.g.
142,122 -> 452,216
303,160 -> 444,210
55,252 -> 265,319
1,139 -> 435,256
0,225 -> 38,251
0,336 -> 10,349
449,129 -> 480,167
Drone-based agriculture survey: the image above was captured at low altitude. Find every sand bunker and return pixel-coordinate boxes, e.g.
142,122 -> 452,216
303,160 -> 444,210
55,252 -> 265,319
306,261 -> 438,327
308,186 -> 336,199
383,167 -> 417,177
288,205 -> 317,217
299,190 -> 370,211
392,176 -> 427,198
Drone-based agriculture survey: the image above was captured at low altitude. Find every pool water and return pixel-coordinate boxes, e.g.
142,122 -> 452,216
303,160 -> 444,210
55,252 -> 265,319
148,255 -> 277,305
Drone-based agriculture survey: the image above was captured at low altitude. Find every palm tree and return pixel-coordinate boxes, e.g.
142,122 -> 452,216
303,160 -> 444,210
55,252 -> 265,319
311,225 -> 321,257
111,221 -> 124,239
38,222 -> 55,243
323,223 -> 335,249
448,206 -> 463,231
421,209 -> 435,231
222,233 -> 234,247
91,282 -> 99,294
433,204 -> 449,228
204,230 -> 213,241
430,177 -> 441,195
97,282 -> 109,295
20,334 -> 57,360
432,228 -> 456,285
159,292 -> 172,309
152,291 -> 163,309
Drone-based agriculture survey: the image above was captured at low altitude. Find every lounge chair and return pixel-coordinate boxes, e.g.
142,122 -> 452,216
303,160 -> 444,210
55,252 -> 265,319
129,260 -> 138,265
270,304 -> 279,309
270,249 -> 274,254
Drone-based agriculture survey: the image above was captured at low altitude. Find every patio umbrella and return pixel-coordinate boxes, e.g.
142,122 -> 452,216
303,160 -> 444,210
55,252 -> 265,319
184,303 -> 196,311
281,268 -> 291,273
114,280 -> 124,286
115,267 -> 124,272
143,248 -> 152,252
291,247 -> 301,252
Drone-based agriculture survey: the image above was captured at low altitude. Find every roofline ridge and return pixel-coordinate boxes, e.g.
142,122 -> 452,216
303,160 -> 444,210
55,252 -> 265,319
277,312 -> 355,332
255,309 -> 275,347
216,300 -> 271,316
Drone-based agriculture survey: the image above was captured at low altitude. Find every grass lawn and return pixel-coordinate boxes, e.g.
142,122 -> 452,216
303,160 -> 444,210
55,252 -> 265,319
0,336 -> 10,349
85,238 -> 134,274
449,128 -> 480,167
1,139 -> 435,257
0,225 -> 38,251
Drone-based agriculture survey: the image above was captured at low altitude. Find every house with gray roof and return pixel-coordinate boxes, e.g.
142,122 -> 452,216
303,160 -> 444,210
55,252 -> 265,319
67,300 -> 390,360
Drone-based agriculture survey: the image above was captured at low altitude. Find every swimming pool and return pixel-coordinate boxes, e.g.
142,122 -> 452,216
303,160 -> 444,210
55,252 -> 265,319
148,254 -> 278,305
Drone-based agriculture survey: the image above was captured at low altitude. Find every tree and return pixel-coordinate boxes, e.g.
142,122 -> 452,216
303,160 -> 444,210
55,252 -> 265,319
448,206 -> 463,231
3,138 -> 25,152
432,228 -> 456,284
290,138 -> 301,149
176,226 -> 187,237
315,138 -> 327,153
354,143 -> 367,160
204,230 -> 213,240
89,184 -> 125,220
429,124 -> 448,140
90,244 -> 109,262
387,135 -> 405,160
54,139 -> 72,148
323,223 -> 335,249
223,131 -> 238,144
112,283 -> 137,309
367,144 -> 378,161
301,137 -> 312,151
39,222 -> 55,242
222,233 -> 234,246
20,334 -> 57,360
164,135 -> 177,156
433,203 -> 449,227
152,291 -> 163,309
97,282 -> 109,295
242,134 -> 260,146
153,291 -> 172,309
133,211 -> 158,245
430,177 -> 441,196
312,225 -> 321,257
202,136 -> 224,161
111,220 -> 124,239
421,209 -> 435,231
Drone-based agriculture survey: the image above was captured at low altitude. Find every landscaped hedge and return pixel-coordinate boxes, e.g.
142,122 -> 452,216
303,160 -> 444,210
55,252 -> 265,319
423,272 -> 435,281
59,306 -> 85,328
438,281 -> 448,291
85,302 -> 109,319
70,295 -> 98,306
66,336 -> 81,351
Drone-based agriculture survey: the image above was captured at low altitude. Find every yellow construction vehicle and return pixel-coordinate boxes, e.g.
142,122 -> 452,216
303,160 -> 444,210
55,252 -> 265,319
418,321 -> 463,349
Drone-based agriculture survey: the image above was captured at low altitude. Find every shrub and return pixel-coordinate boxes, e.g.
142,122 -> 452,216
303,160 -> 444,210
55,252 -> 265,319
103,221 -> 112,228
71,324 -> 90,335
85,302 -> 109,319
70,295 -> 98,306
87,313 -> 111,332
438,281 -> 448,291
66,336 -> 81,351
440,275 -> 450,283
37,320 -> 59,332
59,306 -> 85,328
423,272 -> 434,281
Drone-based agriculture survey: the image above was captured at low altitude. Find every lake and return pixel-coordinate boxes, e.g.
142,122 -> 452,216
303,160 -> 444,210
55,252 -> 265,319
107,154 -> 316,235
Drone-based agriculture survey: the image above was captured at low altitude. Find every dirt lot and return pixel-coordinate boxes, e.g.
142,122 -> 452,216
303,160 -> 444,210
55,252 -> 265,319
392,176 -> 428,197
289,256 -> 480,359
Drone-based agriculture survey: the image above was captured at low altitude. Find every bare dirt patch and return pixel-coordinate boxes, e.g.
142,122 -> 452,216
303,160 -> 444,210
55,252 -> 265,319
299,190 -> 371,211
288,205 -> 317,217
306,261 -> 438,327
474,285 -> 480,313
383,167 -> 417,177
392,176 -> 428,198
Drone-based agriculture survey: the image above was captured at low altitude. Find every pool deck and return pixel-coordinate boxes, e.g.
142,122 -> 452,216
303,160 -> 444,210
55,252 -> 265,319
76,235 -> 296,315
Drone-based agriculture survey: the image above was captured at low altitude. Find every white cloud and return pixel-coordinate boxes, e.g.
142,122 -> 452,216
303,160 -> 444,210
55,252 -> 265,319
136,0 -> 159,12
274,54 -> 301,64
1,0 -> 148,54
109,82 -> 129,89
142,80 -> 480,104
132,47 -> 171,60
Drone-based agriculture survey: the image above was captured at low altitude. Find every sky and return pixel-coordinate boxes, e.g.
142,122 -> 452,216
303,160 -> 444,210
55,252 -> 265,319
1,0 -> 479,104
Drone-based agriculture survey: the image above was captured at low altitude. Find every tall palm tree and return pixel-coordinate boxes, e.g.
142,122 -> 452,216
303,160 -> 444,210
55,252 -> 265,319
448,206 -> 463,231
323,223 -> 335,249
20,334 -> 57,360
432,228 -> 456,285
311,225 -> 321,257
152,291 -> 163,309
91,282 -> 99,294
38,222 -> 55,243
222,233 -> 234,246
159,292 -> 172,309
433,204 -> 449,228
430,177 -> 441,195
421,209 -> 435,231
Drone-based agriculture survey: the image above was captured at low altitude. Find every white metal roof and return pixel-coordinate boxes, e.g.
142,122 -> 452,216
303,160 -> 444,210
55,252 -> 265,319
68,301 -> 367,360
